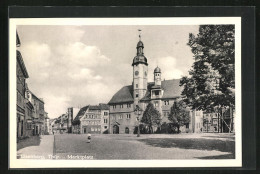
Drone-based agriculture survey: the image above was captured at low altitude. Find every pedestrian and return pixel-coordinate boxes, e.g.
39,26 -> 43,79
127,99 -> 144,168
87,133 -> 91,143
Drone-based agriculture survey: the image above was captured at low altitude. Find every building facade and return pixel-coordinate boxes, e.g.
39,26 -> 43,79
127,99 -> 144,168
108,35 -> 202,134
67,107 -> 80,133
16,32 -> 29,139
24,84 -> 34,137
72,104 -> 109,134
29,92 -> 45,135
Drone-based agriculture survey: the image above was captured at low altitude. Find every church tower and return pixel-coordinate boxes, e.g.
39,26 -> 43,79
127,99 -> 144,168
132,30 -> 148,106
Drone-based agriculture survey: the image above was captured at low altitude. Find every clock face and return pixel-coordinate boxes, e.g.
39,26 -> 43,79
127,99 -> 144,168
135,71 -> 139,76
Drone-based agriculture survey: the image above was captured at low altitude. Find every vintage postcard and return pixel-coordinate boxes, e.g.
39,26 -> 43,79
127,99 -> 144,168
9,17 -> 241,168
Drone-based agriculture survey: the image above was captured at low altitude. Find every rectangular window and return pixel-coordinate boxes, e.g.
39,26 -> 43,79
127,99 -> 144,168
119,115 -> 123,119
104,119 -> 108,123
136,94 -> 139,98
136,84 -> 138,88
127,103 -> 131,108
104,112 -> 108,116
112,105 -> 116,109
164,100 -> 169,105
154,101 -> 159,107
120,104 -> 123,108
126,114 -> 131,119
155,90 -> 160,96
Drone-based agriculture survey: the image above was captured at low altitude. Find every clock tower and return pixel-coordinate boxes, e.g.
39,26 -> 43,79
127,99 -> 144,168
132,31 -> 148,107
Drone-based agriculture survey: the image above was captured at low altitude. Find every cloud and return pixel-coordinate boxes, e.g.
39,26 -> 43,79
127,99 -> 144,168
42,93 -> 71,117
17,25 -> 198,118
56,42 -> 110,68
68,68 -> 102,81
148,56 -> 184,81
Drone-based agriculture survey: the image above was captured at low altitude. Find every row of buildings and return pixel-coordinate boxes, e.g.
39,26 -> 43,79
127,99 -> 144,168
16,32 -> 50,140
50,35 -> 234,135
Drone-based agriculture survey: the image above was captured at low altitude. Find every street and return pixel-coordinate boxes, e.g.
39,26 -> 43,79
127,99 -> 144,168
17,133 -> 235,160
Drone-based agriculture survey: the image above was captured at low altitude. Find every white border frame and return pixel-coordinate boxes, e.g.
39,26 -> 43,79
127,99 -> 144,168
9,17 -> 242,168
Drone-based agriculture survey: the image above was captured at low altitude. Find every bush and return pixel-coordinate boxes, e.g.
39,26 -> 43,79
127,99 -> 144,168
133,124 -> 147,134
103,129 -> 109,134
185,129 -> 192,133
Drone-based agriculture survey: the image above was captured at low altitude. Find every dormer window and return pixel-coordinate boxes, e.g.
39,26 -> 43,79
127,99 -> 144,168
164,100 -> 169,105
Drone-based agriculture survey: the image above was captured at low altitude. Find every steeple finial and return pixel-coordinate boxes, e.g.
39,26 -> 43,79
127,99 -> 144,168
138,29 -> 142,41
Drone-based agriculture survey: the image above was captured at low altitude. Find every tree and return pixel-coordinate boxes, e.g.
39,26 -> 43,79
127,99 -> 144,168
141,102 -> 161,133
168,100 -> 190,133
180,25 -> 235,132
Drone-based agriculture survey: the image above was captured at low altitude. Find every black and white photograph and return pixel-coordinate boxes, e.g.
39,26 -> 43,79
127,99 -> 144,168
9,17 -> 242,168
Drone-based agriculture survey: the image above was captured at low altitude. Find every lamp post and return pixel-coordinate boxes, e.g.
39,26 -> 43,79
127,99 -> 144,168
134,105 -> 143,137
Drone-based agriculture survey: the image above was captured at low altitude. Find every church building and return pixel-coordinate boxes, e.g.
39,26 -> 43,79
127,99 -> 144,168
108,33 -> 203,134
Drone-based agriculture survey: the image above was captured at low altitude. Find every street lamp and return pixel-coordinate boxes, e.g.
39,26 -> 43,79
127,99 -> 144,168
134,105 -> 143,137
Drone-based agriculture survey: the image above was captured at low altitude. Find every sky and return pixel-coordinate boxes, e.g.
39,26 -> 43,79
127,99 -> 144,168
17,25 -> 199,119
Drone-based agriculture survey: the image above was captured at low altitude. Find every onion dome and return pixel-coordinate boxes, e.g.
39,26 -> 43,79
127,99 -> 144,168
154,66 -> 161,73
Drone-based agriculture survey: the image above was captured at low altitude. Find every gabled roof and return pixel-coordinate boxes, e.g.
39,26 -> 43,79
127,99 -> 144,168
30,91 -> 44,103
73,105 -> 89,122
16,31 -> 21,47
108,79 -> 183,104
108,85 -> 134,104
17,50 -> 29,78
73,104 -> 109,122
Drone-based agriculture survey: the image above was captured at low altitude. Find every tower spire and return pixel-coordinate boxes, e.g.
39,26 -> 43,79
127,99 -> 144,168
138,29 -> 142,41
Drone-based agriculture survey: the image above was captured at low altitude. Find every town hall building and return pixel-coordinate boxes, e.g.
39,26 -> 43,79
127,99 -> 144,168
108,34 -> 203,134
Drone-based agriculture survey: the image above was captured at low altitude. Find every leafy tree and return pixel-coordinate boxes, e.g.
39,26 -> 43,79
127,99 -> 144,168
168,100 -> 190,133
180,25 -> 235,113
141,102 -> 161,133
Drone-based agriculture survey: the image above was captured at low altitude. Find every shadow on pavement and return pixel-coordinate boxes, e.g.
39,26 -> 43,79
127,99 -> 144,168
201,135 -> 235,141
17,136 -> 41,150
138,138 -> 235,159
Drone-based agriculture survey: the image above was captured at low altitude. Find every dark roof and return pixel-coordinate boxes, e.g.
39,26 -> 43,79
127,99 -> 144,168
89,105 -> 100,110
154,66 -> 161,73
30,91 -> 44,103
17,50 -> 29,78
108,79 -> 183,104
99,103 -> 110,110
16,31 -> 21,47
73,105 -> 89,121
141,79 -> 183,101
108,85 -> 134,104
73,104 -> 109,122
137,41 -> 144,48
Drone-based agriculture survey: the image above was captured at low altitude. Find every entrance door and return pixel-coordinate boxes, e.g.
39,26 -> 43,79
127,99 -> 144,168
21,121 -> 23,137
125,127 -> 129,134
113,125 -> 119,134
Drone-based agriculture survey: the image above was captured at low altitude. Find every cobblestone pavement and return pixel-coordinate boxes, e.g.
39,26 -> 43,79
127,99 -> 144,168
53,133 -> 235,160
17,135 -> 54,160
